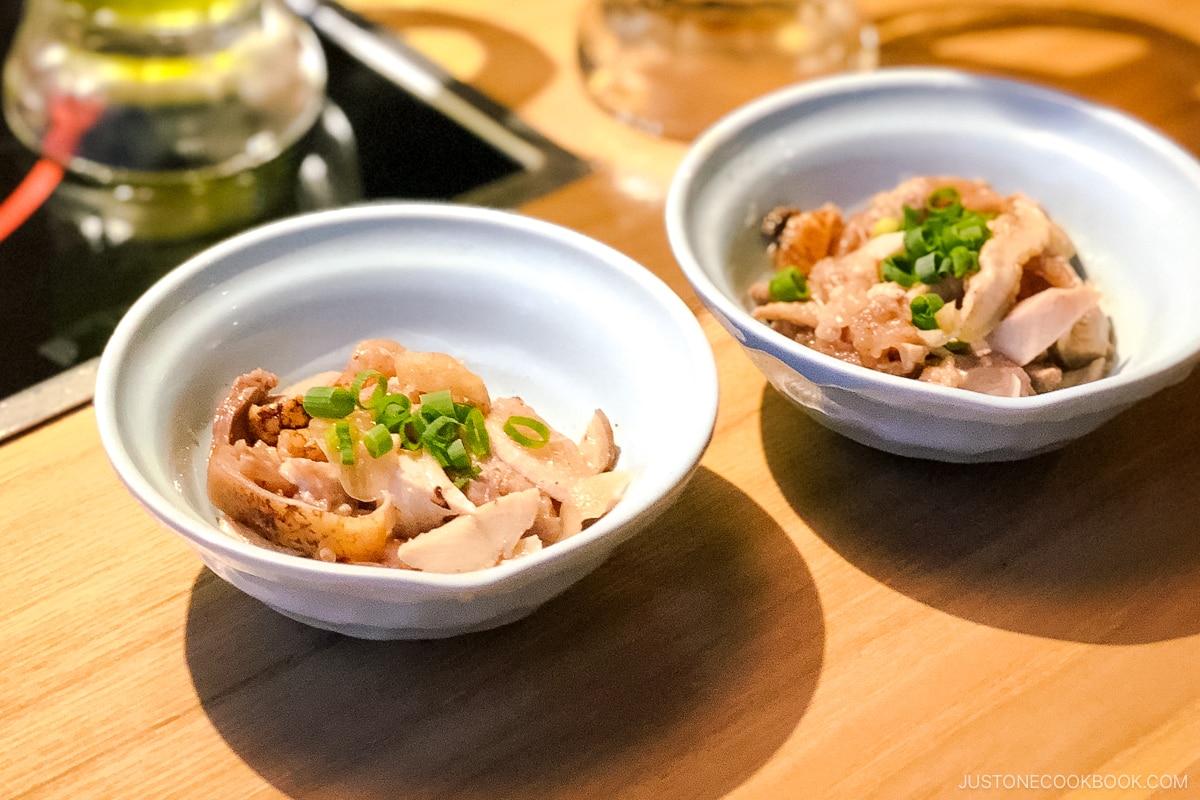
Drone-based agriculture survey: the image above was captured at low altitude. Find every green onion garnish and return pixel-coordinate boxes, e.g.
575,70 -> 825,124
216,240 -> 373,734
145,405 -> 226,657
303,380 -> 495,477
350,369 -> 388,409
927,186 -> 962,211
944,339 -> 971,354
914,252 -> 941,285
947,246 -> 979,279
375,394 -> 411,432
420,415 -> 459,447
768,265 -> 811,302
419,389 -> 456,422
444,438 -> 471,470
326,420 -> 357,465
504,415 -> 551,449
362,423 -> 394,458
462,406 -> 490,457
303,385 -> 356,419
910,293 -> 946,331
881,187 -> 994,291
881,254 -> 917,288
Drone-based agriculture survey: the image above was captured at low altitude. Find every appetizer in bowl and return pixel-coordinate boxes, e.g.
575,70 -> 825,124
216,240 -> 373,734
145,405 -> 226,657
96,203 -> 718,638
667,68 -> 1200,461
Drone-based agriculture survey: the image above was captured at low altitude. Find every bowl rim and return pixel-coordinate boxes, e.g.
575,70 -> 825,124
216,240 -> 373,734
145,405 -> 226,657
665,66 -> 1200,417
95,201 -> 719,590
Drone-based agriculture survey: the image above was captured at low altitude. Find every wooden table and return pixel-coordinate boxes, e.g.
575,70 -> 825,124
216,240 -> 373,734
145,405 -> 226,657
5,1 -> 1200,797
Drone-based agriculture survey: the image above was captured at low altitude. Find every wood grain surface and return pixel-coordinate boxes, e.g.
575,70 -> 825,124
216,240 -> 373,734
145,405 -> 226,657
3,1 -> 1200,798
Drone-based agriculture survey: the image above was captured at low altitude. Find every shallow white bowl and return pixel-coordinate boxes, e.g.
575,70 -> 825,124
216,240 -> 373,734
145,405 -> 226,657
667,67 -> 1200,462
95,203 -> 718,639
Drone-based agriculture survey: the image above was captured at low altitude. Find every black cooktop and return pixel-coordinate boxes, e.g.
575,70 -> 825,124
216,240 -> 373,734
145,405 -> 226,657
0,0 -> 588,440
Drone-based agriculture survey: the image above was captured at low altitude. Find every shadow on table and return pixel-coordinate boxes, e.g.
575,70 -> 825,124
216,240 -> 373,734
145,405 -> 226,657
761,366 -> 1200,646
877,4 -> 1200,156
184,467 -> 824,799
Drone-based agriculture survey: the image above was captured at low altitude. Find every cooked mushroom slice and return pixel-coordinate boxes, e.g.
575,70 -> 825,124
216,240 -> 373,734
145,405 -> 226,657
1055,305 -> 1113,370
577,408 -> 621,474
211,368 -> 277,447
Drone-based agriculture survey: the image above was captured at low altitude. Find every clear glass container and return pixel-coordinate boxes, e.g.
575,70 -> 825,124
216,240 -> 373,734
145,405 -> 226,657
2,0 -> 327,239
578,0 -> 878,140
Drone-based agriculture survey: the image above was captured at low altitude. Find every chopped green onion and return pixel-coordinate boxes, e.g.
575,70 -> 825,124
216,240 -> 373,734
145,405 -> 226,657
910,293 -> 946,331
904,225 -> 930,258
462,406 -> 490,457
882,187 -> 993,290
375,394 -> 411,432
351,370 -> 388,409
927,186 -> 961,210
444,438 -> 471,470
947,246 -> 979,279
914,252 -> 942,285
451,471 -> 478,490
881,255 -> 917,288
768,266 -> 811,302
504,415 -> 551,449
362,423 -> 394,458
903,205 -> 923,229
326,420 -> 357,465
420,415 -> 459,448
399,419 -> 422,450
452,401 -> 474,423
418,389 -> 456,422
944,339 -> 971,354
303,385 -> 356,419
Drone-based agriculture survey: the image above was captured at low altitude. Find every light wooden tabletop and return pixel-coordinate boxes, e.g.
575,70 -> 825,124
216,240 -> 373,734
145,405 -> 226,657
5,1 -> 1200,798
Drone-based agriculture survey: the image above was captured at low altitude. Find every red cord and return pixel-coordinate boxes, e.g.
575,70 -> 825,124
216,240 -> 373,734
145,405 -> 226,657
0,96 -> 104,243
0,157 -> 64,242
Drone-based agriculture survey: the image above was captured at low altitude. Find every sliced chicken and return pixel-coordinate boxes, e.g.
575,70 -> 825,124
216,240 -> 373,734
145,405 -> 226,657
338,339 -> 491,411
394,488 -> 540,573
989,285 -> 1100,366
486,397 -> 594,503
386,449 -> 476,539
751,300 -> 821,329
919,351 -> 1034,397
556,471 -> 632,543
943,194 -> 1050,344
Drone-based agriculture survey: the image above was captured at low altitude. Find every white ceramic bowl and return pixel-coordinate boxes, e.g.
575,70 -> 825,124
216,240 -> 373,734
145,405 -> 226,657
666,67 -> 1200,462
95,203 -> 718,639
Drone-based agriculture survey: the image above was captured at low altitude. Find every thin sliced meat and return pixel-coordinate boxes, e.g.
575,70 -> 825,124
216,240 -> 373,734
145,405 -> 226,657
989,285 -> 1100,366
207,441 -> 397,562
486,397 -> 593,502
394,488 -> 540,573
